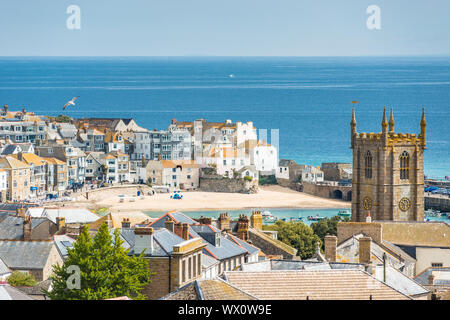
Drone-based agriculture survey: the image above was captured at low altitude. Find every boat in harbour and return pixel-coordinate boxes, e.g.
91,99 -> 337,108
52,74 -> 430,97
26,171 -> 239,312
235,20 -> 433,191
337,210 -> 351,217
307,215 -> 324,221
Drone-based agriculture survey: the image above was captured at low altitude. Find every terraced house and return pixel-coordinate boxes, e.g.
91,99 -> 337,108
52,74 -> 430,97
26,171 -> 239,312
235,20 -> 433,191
0,156 -> 31,201
42,157 -> 68,192
15,153 -> 47,197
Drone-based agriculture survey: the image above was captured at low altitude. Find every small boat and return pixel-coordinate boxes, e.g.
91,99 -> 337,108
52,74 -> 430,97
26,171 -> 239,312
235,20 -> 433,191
290,217 -> 303,222
307,215 -> 324,221
262,210 -> 276,222
338,210 -> 351,217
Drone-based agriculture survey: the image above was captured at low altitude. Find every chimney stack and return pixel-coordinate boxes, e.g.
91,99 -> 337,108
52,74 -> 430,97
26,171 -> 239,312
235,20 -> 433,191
198,216 -> 212,225
121,218 -> 131,229
365,211 -> 372,223
23,216 -> 32,241
134,227 -> 154,255
218,213 -> 230,231
165,217 -> 174,233
324,235 -> 337,262
428,274 -> 435,285
359,236 -> 372,265
56,217 -> 66,232
16,206 -> 26,217
181,223 -> 189,240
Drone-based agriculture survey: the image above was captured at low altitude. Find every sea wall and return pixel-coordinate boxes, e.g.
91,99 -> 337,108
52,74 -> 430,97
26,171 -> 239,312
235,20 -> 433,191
199,175 -> 258,194
424,195 -> 450,212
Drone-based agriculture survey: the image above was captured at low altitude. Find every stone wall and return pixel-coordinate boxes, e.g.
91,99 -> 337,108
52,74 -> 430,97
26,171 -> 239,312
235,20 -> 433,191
379,221 -> 450,247
302,182 -> 352,201
143,257 -> 170,300
248,229 -> 297,259
199,175 -> 258,194
337,222 -> 383,244
425,195 -> 450,212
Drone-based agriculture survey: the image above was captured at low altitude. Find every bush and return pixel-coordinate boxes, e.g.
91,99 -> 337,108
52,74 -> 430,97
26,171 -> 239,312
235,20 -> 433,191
244,176 -> 253,182
269,220 -> 321,259
7,271 -> 38,287
259,175 -> 277,185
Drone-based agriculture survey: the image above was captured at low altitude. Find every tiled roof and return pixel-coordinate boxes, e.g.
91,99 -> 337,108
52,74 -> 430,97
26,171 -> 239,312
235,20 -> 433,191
161,279 -> 257,300
42,157 -> 66,165
0,241 -> 55,269
0,156 -> 30,169
224,270 -> 412,300
16,153 -> 46,166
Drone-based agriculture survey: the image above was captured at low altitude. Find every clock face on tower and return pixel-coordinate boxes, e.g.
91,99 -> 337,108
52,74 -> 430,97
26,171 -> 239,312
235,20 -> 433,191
399,197 -> 411,211
363,196 -> 372,210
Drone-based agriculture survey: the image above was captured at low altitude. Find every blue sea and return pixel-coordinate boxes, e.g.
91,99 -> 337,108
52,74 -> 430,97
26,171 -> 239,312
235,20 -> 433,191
0,56 -> 449,178
144,208 -> 449,226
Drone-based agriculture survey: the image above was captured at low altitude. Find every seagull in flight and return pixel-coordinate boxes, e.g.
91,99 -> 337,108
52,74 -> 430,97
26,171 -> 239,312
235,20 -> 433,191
63,96 -> 80,110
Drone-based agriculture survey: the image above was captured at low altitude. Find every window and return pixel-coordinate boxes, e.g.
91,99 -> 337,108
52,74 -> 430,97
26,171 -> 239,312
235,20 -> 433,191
431,263 -> 443,268
193,255 -> 197,276
400,151 -> 410,180
188,257 -> 192,279
182,260 -> 186,282
365,151 -> 372,179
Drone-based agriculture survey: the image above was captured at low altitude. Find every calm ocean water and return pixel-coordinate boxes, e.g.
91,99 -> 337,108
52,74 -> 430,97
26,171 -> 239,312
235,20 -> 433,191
144,208 -> 449,226
0,56 -> 449,178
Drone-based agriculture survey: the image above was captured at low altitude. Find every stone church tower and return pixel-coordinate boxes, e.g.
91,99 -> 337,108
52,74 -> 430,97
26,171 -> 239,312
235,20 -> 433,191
351,107 -> 426,222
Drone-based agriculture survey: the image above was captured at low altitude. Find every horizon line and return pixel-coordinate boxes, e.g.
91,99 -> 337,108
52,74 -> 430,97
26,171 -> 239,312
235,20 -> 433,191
1,54 -> 450,58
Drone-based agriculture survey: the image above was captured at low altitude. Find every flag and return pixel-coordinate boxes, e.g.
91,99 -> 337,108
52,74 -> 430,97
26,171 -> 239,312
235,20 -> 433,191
351,101 -> 359,104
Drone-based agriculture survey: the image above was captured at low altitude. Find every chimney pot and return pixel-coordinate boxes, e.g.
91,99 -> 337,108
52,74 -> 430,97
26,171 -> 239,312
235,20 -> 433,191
121,218 -> 131,229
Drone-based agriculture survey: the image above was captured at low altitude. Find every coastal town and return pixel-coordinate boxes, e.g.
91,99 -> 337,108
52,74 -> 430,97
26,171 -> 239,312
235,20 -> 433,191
0,104 -> 448,301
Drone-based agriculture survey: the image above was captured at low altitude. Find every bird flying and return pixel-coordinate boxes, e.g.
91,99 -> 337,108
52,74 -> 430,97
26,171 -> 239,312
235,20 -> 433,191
63,96 -> 79,110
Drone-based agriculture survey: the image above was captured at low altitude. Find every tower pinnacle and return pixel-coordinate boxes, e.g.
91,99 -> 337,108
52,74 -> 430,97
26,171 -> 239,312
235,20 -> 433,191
389,108 -> 395,133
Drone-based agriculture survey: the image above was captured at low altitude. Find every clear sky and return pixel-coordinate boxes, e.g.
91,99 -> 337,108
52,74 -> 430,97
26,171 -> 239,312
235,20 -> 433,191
1,0 -> 449,56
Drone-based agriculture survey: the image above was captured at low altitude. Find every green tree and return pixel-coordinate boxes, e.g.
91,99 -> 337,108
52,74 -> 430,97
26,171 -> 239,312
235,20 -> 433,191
46,222 -> 151,300
270,220 -> 321,259
7,271 -> 38,287
310,216 -> 350,249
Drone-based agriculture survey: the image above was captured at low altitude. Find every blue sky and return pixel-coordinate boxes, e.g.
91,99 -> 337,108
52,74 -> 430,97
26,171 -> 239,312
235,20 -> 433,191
0,0 -> 449,56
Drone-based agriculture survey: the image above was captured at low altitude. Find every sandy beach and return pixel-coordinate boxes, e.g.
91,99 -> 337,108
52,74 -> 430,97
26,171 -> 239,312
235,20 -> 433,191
70,185 -> 350,213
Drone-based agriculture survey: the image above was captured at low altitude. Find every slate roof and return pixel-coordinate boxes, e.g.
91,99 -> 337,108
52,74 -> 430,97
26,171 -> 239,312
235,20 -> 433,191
224,270 -> 413,300
0,257 -> 10,275
149,212 -> 254,261
373,265 -> 429,297
0,241 -> 54,269
161,278 -> 258,300
54,235 -> 76,259
202,253 -> 219,269
0,216 -> 48,240
42,208 -> 99,224
0,284 -> 34,300
414,267 -> 450,286
148,211 -> 197,228
0,203 -> 37,214
189,225 -> 247,261
224,233 -> 260,256
1,144 -> 18,155
118,227 -> 188,257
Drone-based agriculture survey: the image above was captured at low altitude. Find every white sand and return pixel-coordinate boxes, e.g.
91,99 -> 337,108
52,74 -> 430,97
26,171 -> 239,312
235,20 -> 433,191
70,185 -> 350,213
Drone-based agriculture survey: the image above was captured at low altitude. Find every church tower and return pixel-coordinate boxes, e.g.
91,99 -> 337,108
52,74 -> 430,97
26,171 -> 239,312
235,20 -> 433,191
351,107 -> 426,222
